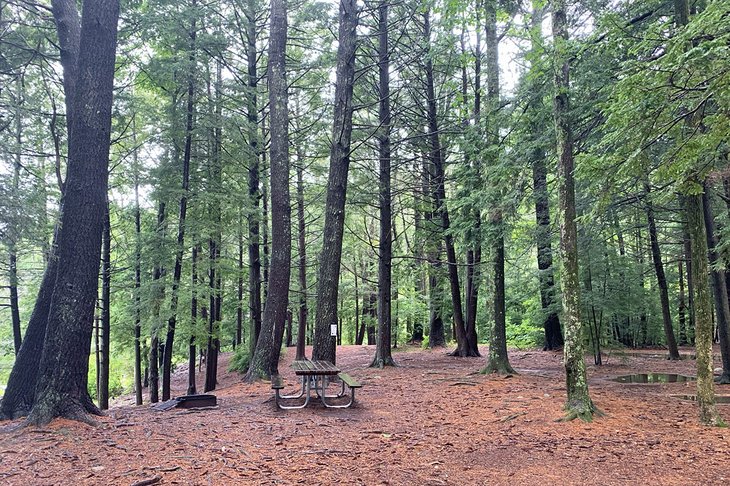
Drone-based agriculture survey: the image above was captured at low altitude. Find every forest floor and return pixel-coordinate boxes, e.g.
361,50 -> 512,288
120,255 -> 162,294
1,344 -> 730,485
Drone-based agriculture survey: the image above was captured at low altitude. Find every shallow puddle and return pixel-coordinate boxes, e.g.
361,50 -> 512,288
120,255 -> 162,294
672,395 -> 730,403
612,373 -> 695,384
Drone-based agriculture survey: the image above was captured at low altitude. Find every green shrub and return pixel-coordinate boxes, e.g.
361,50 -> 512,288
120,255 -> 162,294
228,346 -> 251,374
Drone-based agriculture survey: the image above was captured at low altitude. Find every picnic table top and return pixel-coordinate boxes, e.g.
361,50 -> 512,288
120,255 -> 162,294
292,359 -> 340,376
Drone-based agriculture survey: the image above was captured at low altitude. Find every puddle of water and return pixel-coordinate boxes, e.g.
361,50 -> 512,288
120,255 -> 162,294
672,395 -> 730,404
612,373 -> 695,384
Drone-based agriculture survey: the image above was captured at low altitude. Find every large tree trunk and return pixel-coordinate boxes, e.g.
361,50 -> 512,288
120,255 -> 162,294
27,0 -> 120,426
0,0 -> 80,421
685,194 -> 722,425
701,184 -> 730,383
484,0 -> 512,372
645,183 -> 680,359
245,0 -> 291,381
551,0 -> 596,422
312,0 -> 358,364
371,0 -> 395,369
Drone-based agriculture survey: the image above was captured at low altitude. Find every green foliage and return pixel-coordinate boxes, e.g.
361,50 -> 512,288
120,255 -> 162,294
228,346 -> 251,374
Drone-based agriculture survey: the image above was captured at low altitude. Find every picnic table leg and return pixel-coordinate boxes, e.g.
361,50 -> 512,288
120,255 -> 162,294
276,377 -> 312,410
279,376 -> 307,399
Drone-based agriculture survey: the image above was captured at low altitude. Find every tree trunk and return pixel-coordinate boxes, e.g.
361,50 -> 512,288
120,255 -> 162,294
188,244 -> 199,396
295,147 -> 308,360
422,9 -> 471,357
133,146 -> 143,406
162,5 -> 196,401
98,198 -> 111,409
0,0 -> 81,421
551,0 -> 596,421
684,193 -> 722,425
246,0 -> 262,359
245,0 -> 291,381
371,0 -> 396,369
462,6 -> 481,358
484,0 -> 512,371
148,199 -> 166,404
204,58 -> 224,393
312,0 -> 358,365
27,0 -> 120,426
645,183 -> 680,359
701,184 -> 730,383
529,4 -> 562,352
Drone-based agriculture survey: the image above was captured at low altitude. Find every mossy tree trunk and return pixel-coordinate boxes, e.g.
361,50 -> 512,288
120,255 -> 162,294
551,0 -> 597,422
685,193 -> 723,425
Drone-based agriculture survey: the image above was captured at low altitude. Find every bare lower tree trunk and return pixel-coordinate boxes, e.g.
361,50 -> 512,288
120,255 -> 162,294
645,183 -> 680,359
421,9 -> 471,357
133,151 -> 143,406
27,0 -> 120,426
701,184 -> 730,383
98,199 -> 111,409
0,0 -> 80,421
371,0 -> 395,369
484,0 -> 511,372
162,5 -> 196,401
552,0 -> 596,422
245,0 -> 262,358
684,193 -> 722,425
245,0 -> 291,381
188,244 -> 200,395
312,0 -> 358,365
295,148 -> 308,360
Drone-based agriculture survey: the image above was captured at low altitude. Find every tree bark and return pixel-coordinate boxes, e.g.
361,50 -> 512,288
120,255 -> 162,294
98,198 -> 111,409
245,0 -> 291,381
27,0 -> 120,426
645,183 -> 680,359
0,0 -> 80,421
529,3 -> 563,352
484,0 -> 512,372
421,9 -> 472,357
188,244 -> 200,395
246,0 -> 262,359
371,0 -> 396,369
552,0 -> 596,421
133,144 -> 143,406
684,194 -> 722,425
162,3 -> 196,401
701,184 -> 730,383
295,147 -> 308,360
204,58 -> 224,393
312,0 -> 358,364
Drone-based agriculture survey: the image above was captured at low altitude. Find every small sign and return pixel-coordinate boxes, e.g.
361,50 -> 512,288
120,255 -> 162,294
330,324 -> 338,337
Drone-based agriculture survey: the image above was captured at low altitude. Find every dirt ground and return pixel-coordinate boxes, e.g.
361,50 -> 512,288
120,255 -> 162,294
1,344 -> 729,485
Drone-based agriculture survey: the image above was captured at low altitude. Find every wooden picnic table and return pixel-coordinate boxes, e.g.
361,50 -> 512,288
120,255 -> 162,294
292,360 -> 340,377
272,359 -> 361,410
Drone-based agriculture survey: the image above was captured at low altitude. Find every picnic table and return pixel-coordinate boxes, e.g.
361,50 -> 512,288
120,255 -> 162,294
272,359 -> 361,410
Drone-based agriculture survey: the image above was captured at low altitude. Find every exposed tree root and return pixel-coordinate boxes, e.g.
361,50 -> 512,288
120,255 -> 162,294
557,401 -> 605,423
370,357 -> 397,369
717,373 -> 730,385
25,398 -> 100,427
481,362 -> 516,375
